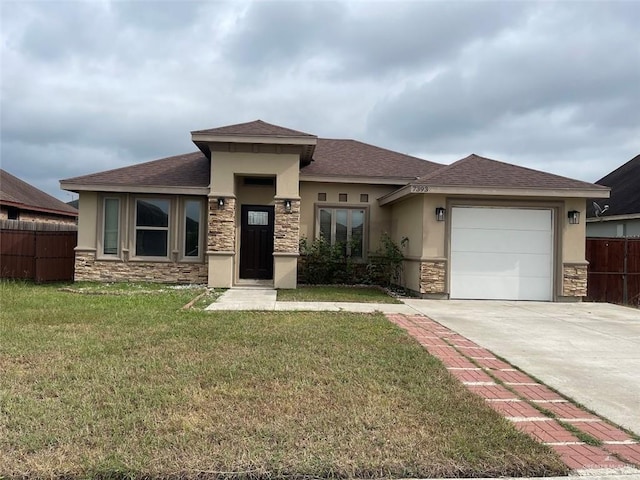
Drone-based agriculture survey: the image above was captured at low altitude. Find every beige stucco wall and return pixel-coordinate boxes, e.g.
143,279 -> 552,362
299,182 -> 399,252
562,198 -> 587,263
389,195 -> 424,292
211,152 -> 299,198
77,191 -> 98,249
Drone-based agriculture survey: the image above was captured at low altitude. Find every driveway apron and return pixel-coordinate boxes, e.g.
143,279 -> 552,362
403,300 -> 640,436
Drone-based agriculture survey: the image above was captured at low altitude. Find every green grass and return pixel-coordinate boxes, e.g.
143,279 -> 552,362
0,281 -> 567,479
277,285 -> 402,303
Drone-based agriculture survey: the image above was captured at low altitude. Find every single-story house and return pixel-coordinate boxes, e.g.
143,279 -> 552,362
1,169 -> 78,224
60,120 -> 609,301
586,154 -> 640,238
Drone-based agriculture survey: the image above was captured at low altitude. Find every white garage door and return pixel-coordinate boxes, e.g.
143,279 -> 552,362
450,207 -> 553,301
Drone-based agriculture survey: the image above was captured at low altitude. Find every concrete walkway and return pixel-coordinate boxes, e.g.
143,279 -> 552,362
205,287 -> 416,314
404,300 -> 640,436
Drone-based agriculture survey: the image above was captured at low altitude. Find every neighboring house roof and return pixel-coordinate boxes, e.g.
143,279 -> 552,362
412,154 -> 608,191
191,119 -> 316,138
61,152 -> 211,189
300,139 -> 443,180
0,169 -> 78,217
587,154 -> 640,218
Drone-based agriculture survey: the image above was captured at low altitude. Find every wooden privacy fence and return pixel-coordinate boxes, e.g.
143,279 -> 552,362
586,237 -> 640,306
0,220 -> 77,282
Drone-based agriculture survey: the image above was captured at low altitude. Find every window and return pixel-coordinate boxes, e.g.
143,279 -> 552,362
184,200 -> 201,257
318,207 -> 366,259
360,194 -> 369,203
317,192 -> 327,201
135,198 -> 170,257
7,206 -> 18,220
338,193 -> 348,202
103,198 -> 120,255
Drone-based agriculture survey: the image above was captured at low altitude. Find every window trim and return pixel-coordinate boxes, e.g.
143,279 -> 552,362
131,197 -> 172,261
97,195 -> 125,260
315,204 -> 369,260
180,197 -> 205,262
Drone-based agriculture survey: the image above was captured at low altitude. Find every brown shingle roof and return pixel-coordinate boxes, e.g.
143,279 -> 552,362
413,154 -> 608,191
587,154 -> 640,217
301,138 -> 443,179
0,169 -> 78,216
61,152 -> 210,188
192,119 -> 317,138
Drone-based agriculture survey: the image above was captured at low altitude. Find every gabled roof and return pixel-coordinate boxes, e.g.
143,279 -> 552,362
61,152 -> 210,189
0,169 -> 78,217
413,154 -> 608,191
301,138 -> 443,180
587,154 -> 640,218
191,120 -> 316,138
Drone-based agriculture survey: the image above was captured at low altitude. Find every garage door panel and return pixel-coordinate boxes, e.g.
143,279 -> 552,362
452,207 -> 551,231
450,207 -> 553,301
451,228 -> 552,255
451,274 -> 553,301
452,251 -> 552,277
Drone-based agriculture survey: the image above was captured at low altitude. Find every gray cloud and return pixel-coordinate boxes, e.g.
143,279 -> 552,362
1,0 -> 639,200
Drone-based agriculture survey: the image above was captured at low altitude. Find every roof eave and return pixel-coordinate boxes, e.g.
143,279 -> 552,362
191,133 -> 317,162
586,212 -> 640,222
60,182 -> 210,196
378,184 -> 610,206
299,174 -> 414,186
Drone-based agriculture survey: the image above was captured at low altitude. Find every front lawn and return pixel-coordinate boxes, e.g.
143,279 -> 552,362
0,282 -> 567,479
277,285 -> 402,303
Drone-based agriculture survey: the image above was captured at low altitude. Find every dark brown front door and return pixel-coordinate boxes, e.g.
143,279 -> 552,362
239,205 -> 274,279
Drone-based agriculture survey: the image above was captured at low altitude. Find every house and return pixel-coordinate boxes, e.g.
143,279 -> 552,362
1,169 -> 78,224
60,120 -> 609,301
586,154 -> 640,238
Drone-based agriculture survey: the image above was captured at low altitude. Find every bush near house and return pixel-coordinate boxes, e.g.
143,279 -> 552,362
298,233 -> 404,286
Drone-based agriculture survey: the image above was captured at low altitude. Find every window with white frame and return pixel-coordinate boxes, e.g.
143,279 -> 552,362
102,198 -> 120,255
135,198 -> 170,257
318,207 -> 366,259
183,199 -> 202,258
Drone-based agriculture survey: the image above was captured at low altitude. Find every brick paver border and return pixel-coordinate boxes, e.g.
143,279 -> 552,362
386,313 -> 640,473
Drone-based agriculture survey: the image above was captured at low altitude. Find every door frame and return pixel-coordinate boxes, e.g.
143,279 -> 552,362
239,204 -> 275,280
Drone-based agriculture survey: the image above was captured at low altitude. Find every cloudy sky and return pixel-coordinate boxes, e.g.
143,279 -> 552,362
2,0 -> 639,201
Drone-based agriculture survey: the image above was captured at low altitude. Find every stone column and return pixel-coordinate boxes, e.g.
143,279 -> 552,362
273,198 -> 300,288
420,260 -> 447,297
207,196 -> 236,287
562,263 -> 587,298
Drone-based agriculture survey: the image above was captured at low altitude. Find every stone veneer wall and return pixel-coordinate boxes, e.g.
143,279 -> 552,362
420,260 -> 446,294
274,199 -> 300,254
562,263 -> 588,297
208,197 -> 236,251
74,251 -> 207,283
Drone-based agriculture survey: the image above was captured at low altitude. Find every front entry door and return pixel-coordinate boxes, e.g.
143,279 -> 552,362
239,205 -> 274,279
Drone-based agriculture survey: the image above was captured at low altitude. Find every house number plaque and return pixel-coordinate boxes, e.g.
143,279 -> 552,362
410,185 -> 429,193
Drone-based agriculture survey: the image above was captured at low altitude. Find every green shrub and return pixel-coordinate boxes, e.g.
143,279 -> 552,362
298,233 -> 404,287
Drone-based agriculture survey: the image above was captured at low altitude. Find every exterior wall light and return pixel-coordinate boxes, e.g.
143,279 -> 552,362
435,207 -> 445,222
217,197 -> 225,209
568,210 -> 580,224
284,199 -> 292,213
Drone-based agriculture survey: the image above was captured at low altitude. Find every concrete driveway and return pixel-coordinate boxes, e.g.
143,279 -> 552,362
403,300 -> 640,435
